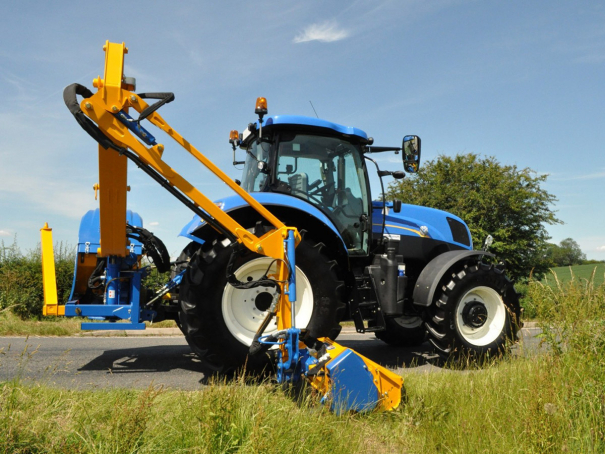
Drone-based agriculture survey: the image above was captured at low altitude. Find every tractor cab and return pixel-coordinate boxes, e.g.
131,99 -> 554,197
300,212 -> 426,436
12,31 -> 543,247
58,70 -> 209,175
238,116 -> 372,255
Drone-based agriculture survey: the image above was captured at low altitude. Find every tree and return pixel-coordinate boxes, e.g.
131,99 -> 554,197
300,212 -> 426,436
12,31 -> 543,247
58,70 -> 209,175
386,153 -> 561,281
545,238 -> 586,267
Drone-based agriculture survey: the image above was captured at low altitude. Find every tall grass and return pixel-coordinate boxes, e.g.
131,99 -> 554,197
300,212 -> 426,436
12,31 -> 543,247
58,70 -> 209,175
1,274 -> 603,453
0,268 -> 603,453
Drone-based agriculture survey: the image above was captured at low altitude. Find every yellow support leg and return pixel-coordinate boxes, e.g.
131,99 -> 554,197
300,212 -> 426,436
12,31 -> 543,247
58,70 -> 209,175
40,223 -> 64,316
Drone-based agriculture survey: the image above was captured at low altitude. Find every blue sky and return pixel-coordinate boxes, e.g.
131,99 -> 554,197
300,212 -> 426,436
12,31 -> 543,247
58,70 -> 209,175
1,0 -> 604,260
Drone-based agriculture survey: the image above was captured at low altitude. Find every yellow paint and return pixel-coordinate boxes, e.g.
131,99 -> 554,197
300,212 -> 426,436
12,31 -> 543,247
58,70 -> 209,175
374,223 -> 428,238
98,144 -> 129,257
40,224 -> 64,317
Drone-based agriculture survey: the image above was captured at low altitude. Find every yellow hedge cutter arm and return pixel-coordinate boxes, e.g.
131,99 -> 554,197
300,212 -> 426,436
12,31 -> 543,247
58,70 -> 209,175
45,41 -> 403,413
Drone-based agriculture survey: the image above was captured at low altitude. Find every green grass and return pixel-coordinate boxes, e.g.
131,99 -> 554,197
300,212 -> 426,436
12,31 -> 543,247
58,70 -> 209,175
1,276 -> 604,453
0,311 -> 178,337
0,351 -> 602,453
544,263 -> 605,287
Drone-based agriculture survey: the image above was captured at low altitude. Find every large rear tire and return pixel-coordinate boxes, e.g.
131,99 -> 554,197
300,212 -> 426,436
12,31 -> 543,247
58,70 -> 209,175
178,234 -> 346,373
171,242 -> 201,335
425,262 -> 521,360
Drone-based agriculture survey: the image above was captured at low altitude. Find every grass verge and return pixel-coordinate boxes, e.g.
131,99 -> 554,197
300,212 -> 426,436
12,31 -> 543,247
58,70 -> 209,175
0,311 -> 177,337
0,271 -> 603,453
1,349 -> 602,453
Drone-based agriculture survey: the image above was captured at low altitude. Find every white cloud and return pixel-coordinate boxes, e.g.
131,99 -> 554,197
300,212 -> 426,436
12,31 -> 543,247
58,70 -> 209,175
550,168 -> 605,181
0,230 -> 11,236
597,246 -> 605,251
294,21 -> 350,44
148,221 -> 160,226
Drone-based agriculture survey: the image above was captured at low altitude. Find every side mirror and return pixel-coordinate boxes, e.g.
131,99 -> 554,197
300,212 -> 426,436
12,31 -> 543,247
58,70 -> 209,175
402,135 -> 421,173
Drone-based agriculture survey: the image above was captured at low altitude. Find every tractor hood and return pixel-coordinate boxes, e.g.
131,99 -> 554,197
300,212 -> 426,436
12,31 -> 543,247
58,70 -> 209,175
372,201 -> 473,250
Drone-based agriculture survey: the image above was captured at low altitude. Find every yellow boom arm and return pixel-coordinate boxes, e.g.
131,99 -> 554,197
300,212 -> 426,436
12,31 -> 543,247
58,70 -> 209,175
65,41 -> 299,329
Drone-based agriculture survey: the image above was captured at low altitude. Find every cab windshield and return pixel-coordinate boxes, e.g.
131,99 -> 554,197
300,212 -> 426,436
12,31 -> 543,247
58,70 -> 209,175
241,140 -> 271,193
275,133 -> 369,254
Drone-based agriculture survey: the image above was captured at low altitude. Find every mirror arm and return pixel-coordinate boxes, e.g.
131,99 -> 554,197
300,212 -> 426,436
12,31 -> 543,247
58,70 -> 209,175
365,146 -> 402,154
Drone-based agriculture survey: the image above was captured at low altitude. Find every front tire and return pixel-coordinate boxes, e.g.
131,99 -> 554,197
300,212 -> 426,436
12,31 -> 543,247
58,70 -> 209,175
178,234 -> 346,373
425,262 -> 521,359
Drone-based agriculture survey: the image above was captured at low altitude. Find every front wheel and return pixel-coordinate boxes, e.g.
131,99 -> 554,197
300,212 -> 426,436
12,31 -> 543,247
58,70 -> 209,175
425,262 -> 521,359
178,234 -> 346,373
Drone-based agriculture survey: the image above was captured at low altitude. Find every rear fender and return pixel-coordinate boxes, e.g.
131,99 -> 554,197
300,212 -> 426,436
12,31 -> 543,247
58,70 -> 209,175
181,193 -> 350,269
412,250 -> 495,307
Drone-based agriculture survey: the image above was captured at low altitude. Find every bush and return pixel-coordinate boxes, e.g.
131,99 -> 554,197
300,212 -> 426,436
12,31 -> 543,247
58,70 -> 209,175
0,237 -> 75,319
527,269 -> 605,358
387,153 -> 561,281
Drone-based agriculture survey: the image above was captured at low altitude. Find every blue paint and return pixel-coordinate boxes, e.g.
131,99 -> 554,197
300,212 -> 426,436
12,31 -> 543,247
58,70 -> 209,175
76,209 -> 143,254
105,258 -> 121,305
326,349 -> 379,414
70,209 -> 144,301
286,230 -> 296,317
65,208 -> 157,330
115,110 -> 157,146
179,192 -> 345,247
372,201 -> 473,249
275,328 -> 301,384
260,115 -> 368,140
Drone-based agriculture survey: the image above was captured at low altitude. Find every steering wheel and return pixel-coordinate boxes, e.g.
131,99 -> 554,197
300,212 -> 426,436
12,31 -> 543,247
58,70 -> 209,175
290,188 -> 324,205
331,189 -> 363,220
308,180 -> 335,198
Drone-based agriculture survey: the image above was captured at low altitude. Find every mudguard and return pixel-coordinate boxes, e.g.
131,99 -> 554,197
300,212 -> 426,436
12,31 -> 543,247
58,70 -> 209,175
412,250 -> 495,307
180,192 -> 346,248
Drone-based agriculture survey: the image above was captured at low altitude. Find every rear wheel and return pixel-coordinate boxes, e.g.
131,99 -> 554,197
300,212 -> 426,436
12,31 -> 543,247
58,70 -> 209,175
171,242 -> 201,334
178,234 -> 346,373
425,262 -> 521,360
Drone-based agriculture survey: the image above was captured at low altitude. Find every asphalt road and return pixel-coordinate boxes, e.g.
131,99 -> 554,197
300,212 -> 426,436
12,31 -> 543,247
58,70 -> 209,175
0,326 -> 543,390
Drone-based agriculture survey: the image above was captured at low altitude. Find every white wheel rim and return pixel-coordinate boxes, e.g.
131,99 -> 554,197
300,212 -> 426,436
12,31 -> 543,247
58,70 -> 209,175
221,257 -> 314,346
455,286 -> 506,347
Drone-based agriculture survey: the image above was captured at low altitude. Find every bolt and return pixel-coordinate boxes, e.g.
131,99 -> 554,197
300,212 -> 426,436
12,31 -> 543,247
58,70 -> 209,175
157,144 -> 164,152
111,106 -> 119,113
130,95 -> 137,102
256,245 -> 263,253
85,102 -> 92,110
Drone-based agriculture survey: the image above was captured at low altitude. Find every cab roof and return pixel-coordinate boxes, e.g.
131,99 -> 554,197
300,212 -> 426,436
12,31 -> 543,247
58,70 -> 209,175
259,115 -> 368,140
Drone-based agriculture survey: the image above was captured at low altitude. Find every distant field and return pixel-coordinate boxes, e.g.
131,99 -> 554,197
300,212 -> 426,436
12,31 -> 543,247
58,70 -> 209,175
543,263 -> 605,287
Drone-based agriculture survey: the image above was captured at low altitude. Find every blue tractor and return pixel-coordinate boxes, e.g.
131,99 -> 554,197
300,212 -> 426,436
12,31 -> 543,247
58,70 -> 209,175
173,106 -> 521,372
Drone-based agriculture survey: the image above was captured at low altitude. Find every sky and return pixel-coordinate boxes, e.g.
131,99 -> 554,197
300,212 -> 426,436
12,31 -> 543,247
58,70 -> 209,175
0,0 -> 604,260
